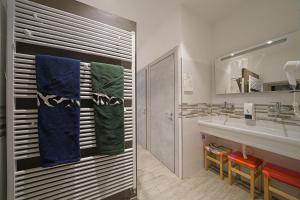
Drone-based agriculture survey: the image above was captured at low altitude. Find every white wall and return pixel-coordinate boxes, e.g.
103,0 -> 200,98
180,6 -> 212,104
213,0 -> 299,58
181,118 -> 204,178
77,0 -> 182,71
211,0 -> 300,104
179,6 -> 213,178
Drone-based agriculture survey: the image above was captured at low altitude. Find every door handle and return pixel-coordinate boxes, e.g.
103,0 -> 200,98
165,112 -> 173,121
170,112 -> 173,121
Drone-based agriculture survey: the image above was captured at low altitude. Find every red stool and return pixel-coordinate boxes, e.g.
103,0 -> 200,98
263,163 -> 300,200
228,152 -> 263,200
204,143 -> 231,179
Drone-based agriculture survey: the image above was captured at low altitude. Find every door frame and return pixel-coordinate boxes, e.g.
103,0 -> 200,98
146,46 -> 181,177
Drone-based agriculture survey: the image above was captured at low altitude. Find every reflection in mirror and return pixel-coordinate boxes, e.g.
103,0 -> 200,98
215,30 -> 300,95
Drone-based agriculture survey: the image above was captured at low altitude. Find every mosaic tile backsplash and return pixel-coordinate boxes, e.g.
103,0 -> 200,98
179,102 -> 300,126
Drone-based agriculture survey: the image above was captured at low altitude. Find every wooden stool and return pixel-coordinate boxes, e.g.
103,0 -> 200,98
204,143 -> 231,180
228,152 -> 263,200
263,163 -> 300,200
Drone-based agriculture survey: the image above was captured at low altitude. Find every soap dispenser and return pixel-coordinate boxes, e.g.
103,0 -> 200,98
244,103 -> 255,120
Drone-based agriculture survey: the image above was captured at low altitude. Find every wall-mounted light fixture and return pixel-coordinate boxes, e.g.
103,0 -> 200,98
220,38 -> 287,61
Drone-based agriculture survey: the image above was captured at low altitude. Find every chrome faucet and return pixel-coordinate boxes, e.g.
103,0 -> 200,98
268,102 -> 293,115
270,102 -> 281,113
222,101 -> 234,110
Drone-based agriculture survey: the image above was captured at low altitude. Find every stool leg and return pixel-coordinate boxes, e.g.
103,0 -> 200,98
203,147 -> 205,168
258,166 -> 262,192
228,160 -> 232,185
250,169 -> 255,200
204,148 -> 208,170
220,155 -> 223,180
236,165 -> 241,182
263,175 -> 269,200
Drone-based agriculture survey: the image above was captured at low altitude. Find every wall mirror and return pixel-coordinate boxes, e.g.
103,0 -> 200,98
215,30 -> 300,95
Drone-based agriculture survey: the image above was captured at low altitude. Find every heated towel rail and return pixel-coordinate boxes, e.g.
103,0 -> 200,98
6,0 -> 136,199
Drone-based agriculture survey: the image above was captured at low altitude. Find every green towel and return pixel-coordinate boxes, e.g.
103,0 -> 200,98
91,62 -> 124,155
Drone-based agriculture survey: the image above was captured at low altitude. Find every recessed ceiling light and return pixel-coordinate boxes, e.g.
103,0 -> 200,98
230,53 -> 235,56
267,40 -> 273,44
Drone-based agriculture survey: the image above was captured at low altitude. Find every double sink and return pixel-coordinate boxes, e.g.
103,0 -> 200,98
198,115 -> 300,160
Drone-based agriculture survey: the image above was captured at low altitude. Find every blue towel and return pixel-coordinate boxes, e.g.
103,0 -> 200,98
36,55 -> 81,167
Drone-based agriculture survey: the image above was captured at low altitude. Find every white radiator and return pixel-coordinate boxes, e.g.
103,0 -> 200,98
6,0 -> 136,199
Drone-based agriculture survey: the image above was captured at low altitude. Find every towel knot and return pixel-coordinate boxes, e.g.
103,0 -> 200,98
92,92 -> 123,106
37,91 -> 80,108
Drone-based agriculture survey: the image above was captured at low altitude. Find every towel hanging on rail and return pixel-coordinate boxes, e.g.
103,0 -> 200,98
36,55 -> 81,167
91,62 -> 124,155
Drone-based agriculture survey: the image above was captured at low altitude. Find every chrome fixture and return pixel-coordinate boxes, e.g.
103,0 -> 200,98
268,102 -> 293,114
223,101 -> 235,110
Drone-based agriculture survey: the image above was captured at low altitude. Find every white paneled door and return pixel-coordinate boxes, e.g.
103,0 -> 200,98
149,54 -> 175,172
137,68 -> 147,149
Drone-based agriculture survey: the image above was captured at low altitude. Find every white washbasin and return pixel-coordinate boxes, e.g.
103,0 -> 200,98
198,116 -> 300,143
198,115 -> 300,160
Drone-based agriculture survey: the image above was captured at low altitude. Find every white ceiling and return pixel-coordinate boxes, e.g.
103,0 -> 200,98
180,0 -> 247,24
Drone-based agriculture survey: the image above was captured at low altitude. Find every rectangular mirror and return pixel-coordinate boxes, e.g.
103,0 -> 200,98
215,30 -> 300,94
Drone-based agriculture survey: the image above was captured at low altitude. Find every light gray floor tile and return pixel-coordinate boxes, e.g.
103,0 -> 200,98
137,145 -> 254,200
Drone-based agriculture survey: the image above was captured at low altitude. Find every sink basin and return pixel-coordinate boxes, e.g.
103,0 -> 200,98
198,115 -> 300,160
199,116 -> 300,142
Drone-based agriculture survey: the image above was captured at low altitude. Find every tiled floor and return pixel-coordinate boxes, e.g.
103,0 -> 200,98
137,145 -> 255,200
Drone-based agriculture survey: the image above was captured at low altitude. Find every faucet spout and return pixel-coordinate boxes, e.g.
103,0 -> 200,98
269,101 -> 282,115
